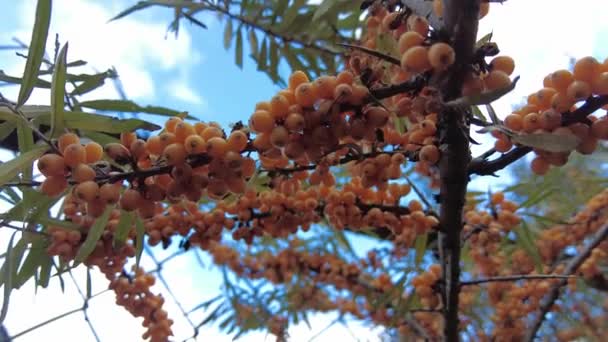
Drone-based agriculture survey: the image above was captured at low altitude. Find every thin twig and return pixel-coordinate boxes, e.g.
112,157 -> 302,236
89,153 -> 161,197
524,223 -> 608,341
460,274 -> 576,287
337,43 -> 400,65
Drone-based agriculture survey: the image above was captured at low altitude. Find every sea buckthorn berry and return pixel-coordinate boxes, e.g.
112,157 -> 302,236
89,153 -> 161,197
165,116 -> 182,133
551,92 -> 574,112
397,31 -> 424,55
99,183 -> 121,204
163,143 -> 187,165
120,189 -> 142,211
206,137 -> 228,158
120,132 -> 137,148
504,114 -> 523,131
591,118 -> 608,140
184,135 -> 206,154
270,94 -> 290,119
490,56 -> 515,76
551,70 -> 574,93
241,158 -> 256,178
284,140 -> 305,159
530,156 -> 550,175
285,113 -> 305,132
536,88 -> 558,109
401,46 -> 431,73
194,122 -> 207,134
539,109 -> 562,131
421,120 -> 437,135
175,122 -> 196,143
483,71 -> 511,91
419,145 -> 440,164
407,15 -> 429,37
58,133 -> 80,154
366,107 -> 389,127
104,143 -> 131,164
200,126 -> 223,141
270,125 -> 289,148
249,110 -> 275,133
288,70 -> 309,90
253,132 -> 272,151
171,163 -> 192,181
592,72 -> 608,95
227,130 -> 248,152
72,163 -> 96,183
432,0 -> 443,17
313,76 -> 338,99
573,56 -> 601,83
333,83 -> 353,102
145,136 -> 163,155
159,132 -> 177,150
576,136 -> 598,154
336,70 -> 354,85
294,82 -> 318,108
428,43 -> 455,71
494,138 -> 512,153
479,2 -> 490,18
38,154 -> 66,177
130,139 -> 147,161
40,176 -> 68,197
567,80 -> 592,102
75,180 -> 99,202
224,151 -> 243,170
522,113 -> 541,133
84,142 -> 103,163
63,144 -> 87,168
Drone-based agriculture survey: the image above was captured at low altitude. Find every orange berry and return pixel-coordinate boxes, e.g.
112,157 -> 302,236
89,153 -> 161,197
40,176 -> 68,197
58,133 -> 80,154
146,136 -> 163,155
158,132 -> 177,149
63,144 -> 87,168
74,180 -> 99,202
241,158 -> 256,178
227,130 -> 248,152
129,139 -> 147,161
288,70 -> 309,90
336,70 -> 354,85
530,156 -> 550,175
366,107 -> 390,127
163,143 -> 187,165
479,2 -> 490,19
206,137 -> 228,158
401,46 -> 431,73
504,114 -> 523,131
397,31 -> 424,55
551,70 -> 574,93
576,136 -> 598,154
270,94 -> 290,119
313,76 -> 338,99
164,117 -> 182,133
252,132 -> 272,152
432,0 -> 443,17
551,92 -> 574,113
407,15 -> 429,37
175,122 -> 196,143
270,125 -> 289,148
184,135 -> 206,154
285,113 -> 305,132
419,145 -> 440,164
294,82 -> 318,108
591,118 -> 608,140
539,109 -> 562,131
522,112 -> 542,133
566,80 -> 592,102
333,83 -> 353,102
104,143 -> 131,163
99,183 -> 121,204
120,132 -> 137,148
120,189 -> 142,211
483,71 -> 511,91
194,122 -> 207,134
428,43 -> 455,71
255,101 -> 271,111
72,163 -> 96,183
249,110 -> 275,133
200,126 -> 223,141
84,142 -> 103,163
573,56 -> 601,83
490,56 -> 515,76
592,72 -> 608,95
491,192 -> 505,205
536,88 -> 558,109
494,138 -> 512,153
38,154 -> 66,177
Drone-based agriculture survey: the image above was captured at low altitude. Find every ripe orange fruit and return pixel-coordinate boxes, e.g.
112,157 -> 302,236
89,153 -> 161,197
38,154 -> 66,177
401,46 -> 431,73
398,31 -> 424,55
40,176 -> 68,197
288,70 -> 309,90
57,133 -> 79,154
63,144 -> 87,168
490,56 -> 515,76
249,110 -> 275,133
163,143 -> 187,165
573,56 -> 601,83
294,83 -> 318,108
428,43 -> 455,71
483,71 -> 511,91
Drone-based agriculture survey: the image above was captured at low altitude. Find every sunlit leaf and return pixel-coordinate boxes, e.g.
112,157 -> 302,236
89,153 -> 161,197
511,132 -> 580,153
0,145 -> 47,187
74,205 -> 115,263
49,43 -> 68,138
78,99 -> 189,118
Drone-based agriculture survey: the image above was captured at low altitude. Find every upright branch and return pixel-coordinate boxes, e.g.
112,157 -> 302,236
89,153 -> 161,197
524,223 -> 608,341
437,1 -> 481,340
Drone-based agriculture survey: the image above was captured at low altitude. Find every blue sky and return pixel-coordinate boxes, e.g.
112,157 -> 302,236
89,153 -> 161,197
1,0 -> 608,341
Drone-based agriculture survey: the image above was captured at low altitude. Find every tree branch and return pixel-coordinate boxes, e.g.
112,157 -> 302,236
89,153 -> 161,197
524,223 -> 608,341
460,274 -> 576,287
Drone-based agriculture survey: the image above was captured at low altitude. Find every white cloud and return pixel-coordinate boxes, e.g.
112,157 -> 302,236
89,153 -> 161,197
167,79 -> 206,105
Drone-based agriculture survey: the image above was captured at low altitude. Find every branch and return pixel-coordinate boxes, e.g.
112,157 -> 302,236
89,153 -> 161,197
524,223 -> 608,341
468,146 -> 531,176
460,274 -> 576,287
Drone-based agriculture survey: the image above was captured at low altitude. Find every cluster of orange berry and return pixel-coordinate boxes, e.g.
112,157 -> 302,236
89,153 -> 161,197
495,56 -> 608,174
109,267 -> 173,342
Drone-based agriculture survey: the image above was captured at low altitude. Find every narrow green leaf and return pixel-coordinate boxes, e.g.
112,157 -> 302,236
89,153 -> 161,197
475,31 -> 493,48
70,70 -> 113,96
0,121 -> 15,142
38,254 -> 52,288
82,131 -> 120,146
15,243 -> 46,289
247,29 -> 258,57
312,0 -> 334,22
74,205 -> 115,263
511,132 -> 580,153
449,76 -> 520,106
280,0 -> 306,29
413,233 -> 428,268
49,43 -> 68,138
235,27 -> 243,68
223,19 -> 233,50
33,111 -> 161,133
471,106 -> 487,123
134,216 -> 145,268
514,222 -> 543,273
113,210 -> 134,246
78,99 -> 189,118
86,267 -> 92,299
17,0 -> 52,107
0,72 -> 51,89
109,2 -> 153,22
485,103 -> 500,125
0,145 -> 47,187
0,233 -> 17,323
